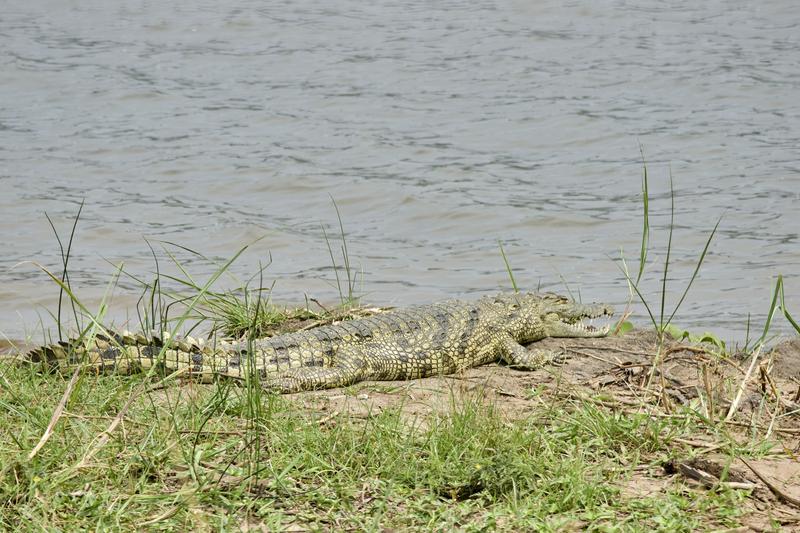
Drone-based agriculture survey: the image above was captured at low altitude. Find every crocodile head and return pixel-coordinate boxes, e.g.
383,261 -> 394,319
489,292 -> 614,341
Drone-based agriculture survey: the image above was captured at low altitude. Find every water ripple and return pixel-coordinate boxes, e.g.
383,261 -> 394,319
1,0 -> 798,341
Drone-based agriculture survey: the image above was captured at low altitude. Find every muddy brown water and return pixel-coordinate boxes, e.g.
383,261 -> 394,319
1,1 -> 799,344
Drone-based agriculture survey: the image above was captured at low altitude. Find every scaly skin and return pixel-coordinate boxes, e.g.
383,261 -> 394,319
27,292 -> 613,393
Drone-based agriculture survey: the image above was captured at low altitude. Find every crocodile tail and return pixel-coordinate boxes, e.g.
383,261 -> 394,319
25,330 -> 170,367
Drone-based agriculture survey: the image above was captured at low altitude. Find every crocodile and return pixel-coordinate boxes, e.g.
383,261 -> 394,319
26,292 -> 613,393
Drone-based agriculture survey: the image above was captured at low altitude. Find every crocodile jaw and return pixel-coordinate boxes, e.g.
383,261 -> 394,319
544,303 -> 614,338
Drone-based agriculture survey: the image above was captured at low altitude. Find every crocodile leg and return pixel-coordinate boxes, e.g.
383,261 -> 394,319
497,334 -> 569,370
264,346 -> 368,393
267,365 -> 365,393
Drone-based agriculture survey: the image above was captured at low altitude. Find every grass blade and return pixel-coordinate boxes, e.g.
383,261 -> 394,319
44,200 -> 85,340
331,197 -> 354,304
664,216 -> 721,330
498,240 -> 519,293
636,146 -> 650,286
659,170 -> 675,329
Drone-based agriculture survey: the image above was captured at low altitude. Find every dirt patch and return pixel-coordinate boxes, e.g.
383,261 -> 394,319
767,338 -> 800,381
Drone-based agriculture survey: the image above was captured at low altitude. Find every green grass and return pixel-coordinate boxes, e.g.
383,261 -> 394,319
0,362 -> 755,531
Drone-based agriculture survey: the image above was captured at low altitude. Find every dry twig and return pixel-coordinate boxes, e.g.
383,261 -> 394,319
28,366 -> 81,460
725,345 -> 763,422
740,457 -> 800,509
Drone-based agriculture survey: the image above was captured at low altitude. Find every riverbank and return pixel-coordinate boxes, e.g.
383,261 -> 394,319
2,324 -> 799,530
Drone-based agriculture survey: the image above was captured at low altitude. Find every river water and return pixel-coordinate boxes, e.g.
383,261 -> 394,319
1,0 -> 798,344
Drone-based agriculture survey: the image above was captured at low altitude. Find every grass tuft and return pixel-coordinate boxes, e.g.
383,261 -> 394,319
323,198 -> 362,309
618,160 -> 722,346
